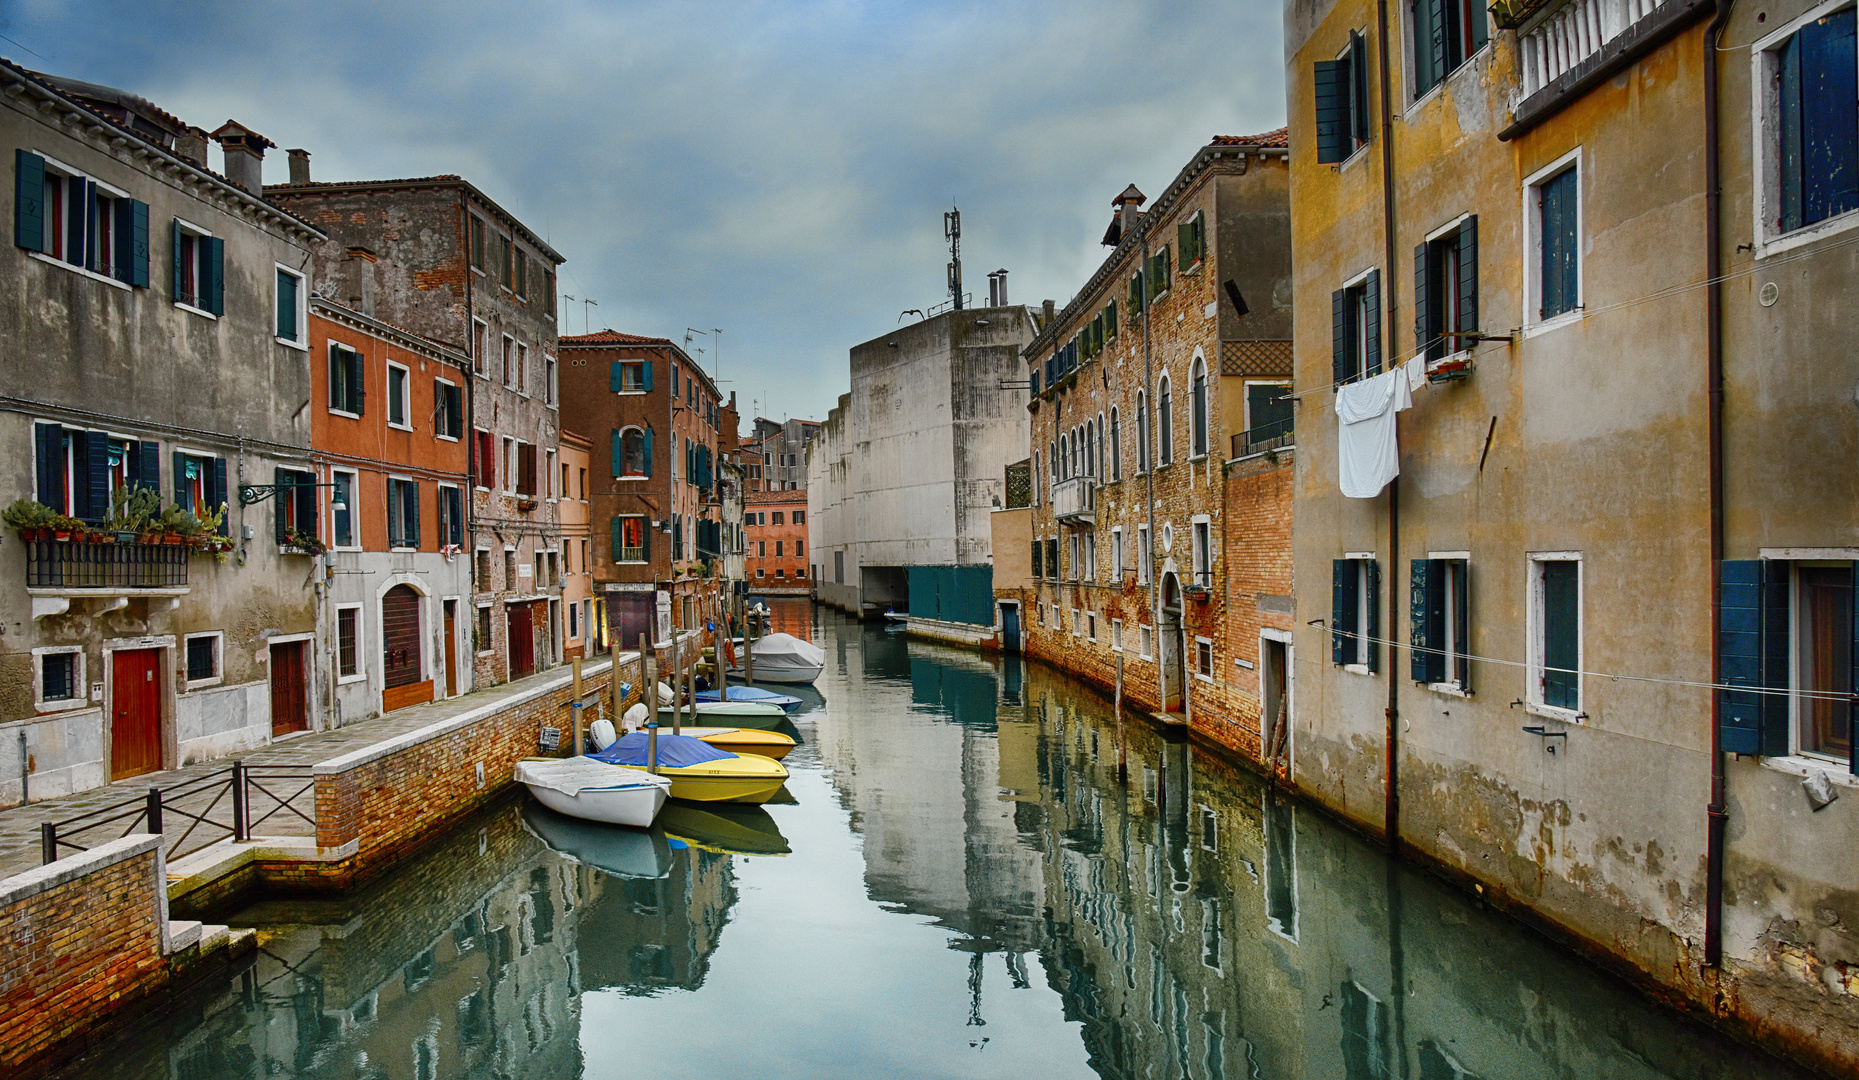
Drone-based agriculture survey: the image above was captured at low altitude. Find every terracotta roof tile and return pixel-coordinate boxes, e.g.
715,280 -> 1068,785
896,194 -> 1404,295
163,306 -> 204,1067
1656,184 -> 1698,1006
559,329 -> 672,347
1212,127 -> 1289,148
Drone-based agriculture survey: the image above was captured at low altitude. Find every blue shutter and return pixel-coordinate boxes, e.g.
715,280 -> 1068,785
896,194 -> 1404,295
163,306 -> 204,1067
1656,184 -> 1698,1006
1540,171 -> 1578,318
1331,288 -> 1349,385
610,360 -> 624,392
1457,215 -> 1478,332
205,237 -> 224,316
1719,560 -> 1788,756
128,200 -> 150,288
1454,561 -> 1472,692
14,150 -> 44,252
1332,559 -> 1356,664
276,269 -> 297,339
1541,561 -> 1580,708
1364,558 -> 1381,673
1410,559 -> 1444,684
35,423 -> 61,507
1471,1 -> 1488,50
173,450 -> 189,510
171,219 -> 184,301
642,359 -> 654,392
1350,31 -> 1371,145
610,429 -> 623,477
137,441 -> 159,494
66,179 -> 88,269
211,459 -> 227,534
408,484 -> 421,549
81,430 -> 107,525
611,516 -> 622,562
1363,269 -> 1382,377
1413,241 -> 1431,355
643,426 -> 654,476
1314,59 -> 1349,164
1427,0 -> 1448,90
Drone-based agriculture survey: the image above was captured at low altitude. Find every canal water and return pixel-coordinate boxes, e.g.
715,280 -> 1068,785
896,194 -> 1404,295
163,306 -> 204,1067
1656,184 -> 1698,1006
59,605 -> 1812,1080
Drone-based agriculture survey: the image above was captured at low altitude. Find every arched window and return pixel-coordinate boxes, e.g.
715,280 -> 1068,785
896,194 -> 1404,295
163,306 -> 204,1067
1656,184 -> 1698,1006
1190,354 -> 1208,458
1096,413 -> 1106,482
1158,374 -> 1174,465
1136,391 -> 1150,473
1085,420 -> 1096,478
1050,440 -> 1060,484
1109,408 -> 1121,481
619,427 -> 650,477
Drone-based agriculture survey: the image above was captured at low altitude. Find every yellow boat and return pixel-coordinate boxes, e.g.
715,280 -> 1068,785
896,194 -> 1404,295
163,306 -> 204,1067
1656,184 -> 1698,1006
681,726 -> 797,761
657,752 -> 789,804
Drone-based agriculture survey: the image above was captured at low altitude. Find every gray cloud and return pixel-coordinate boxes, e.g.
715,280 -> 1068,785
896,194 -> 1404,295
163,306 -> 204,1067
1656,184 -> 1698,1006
8,0 -> 1284,426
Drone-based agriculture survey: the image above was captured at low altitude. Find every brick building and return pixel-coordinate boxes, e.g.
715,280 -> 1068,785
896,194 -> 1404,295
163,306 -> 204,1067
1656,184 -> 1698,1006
745,488 -> 809,593
1003,132 -> 1293,742
558,430 -> 592,660
265,169 -> 567,689
745,416 -> 819,492
556,331 -> 728,652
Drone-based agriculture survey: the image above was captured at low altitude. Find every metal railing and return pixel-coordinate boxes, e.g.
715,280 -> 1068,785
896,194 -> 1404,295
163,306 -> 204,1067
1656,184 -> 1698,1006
40,760 -> 316,865
1233,415 -> 1295,458
25,539 -> 189,589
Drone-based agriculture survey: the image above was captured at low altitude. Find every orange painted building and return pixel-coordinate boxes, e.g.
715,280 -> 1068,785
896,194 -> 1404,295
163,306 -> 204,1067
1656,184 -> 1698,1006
308,300 -> 474,720
745,488 -> 809,593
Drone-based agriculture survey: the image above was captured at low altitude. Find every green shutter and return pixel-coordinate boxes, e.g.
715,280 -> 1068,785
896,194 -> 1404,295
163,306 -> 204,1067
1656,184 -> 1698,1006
610,360 -> 624,392
611,516 -> 621,562
274,467 -> 287,543
174,451 -> 189,511
350,350 -> 366,415
1363,269 -> 1382,376
136,441 -> 159,495
1105,300 -> 1117,341
14,150 -> 44,252
277,269 -> 297,339
611,428 -> 623,477
1332,559 -> 1356,664
642,359 -> 655,392
205,237 -> 224,315
643,426 -> 654,476
1414,240 -> 1432,355
1719,560 -> 1789,756
1331,288 -> 1349,385
171,219 -> 185,301
1541,561 -> 1579,708
1425,0 -> 1448,93
211,460 -> 227,532
1410,559 -> 1444,683
1364,559 -> 1381,673
408,484 -> 421,549
1457,215 -> 1478,333
1350,31 -> 1372,145
1314,59 -> 1349,164
1129,270 -> 1144,315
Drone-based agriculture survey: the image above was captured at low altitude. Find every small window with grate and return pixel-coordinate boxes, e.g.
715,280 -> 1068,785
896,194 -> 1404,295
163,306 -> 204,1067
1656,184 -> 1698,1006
185,634 -> 219,684
39,651 -> 79,704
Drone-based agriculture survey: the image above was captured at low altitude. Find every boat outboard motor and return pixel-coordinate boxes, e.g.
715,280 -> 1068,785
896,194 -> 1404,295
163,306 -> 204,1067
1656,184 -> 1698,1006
588,718 -> 619,750
622,702 -> 649,733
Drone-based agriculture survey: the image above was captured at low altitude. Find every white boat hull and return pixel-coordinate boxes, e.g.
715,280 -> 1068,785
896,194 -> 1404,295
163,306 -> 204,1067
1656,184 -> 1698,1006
523,781 -> 668,827
726,661 -> 825,685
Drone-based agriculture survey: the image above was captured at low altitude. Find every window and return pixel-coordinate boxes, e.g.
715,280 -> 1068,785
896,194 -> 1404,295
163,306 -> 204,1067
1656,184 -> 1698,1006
1031,538 -> 1044,579
1331,270 -> 1383,384
476,604 -> 493,655
35,648 -> 82,708
1766,7 -> 1859,237
1797,564 -> 1855,761
545,450 -> 557,499
1528,554 -> 1581,714
514,442 -> 537,497
544,354 -> 557,406
438,485 -> 464,549
1315,30 -> 1372,163
578,468 -> 587,500
794,510 -> 805,525
617,427 -> 652,477
13,154 -> 151,287
468,215 -> 485,271
1196,637 -> 1214,679
1111,527 -> 1124,579
1140,624 -> 1154,659
472,319 -> 488,376
501,335 -> 515,388
170,219 -> 223,314
184,633 -> 220,685
434,379 -> 462,439
1111,618 -> 1124,651
757,540 -> 766,558
276,266 -> 306,345
475,548 -> 491,590
1128,267 -> 1146,318
1144,244 -> 1173,301
568,599 -> 579,640
1244,382 -> 1294,451
1411,557 -> 1471,690
386,362 -> 411,429
336,607 -> 361,679
498,234 -> 513,289
513,248 -> 528,298
1138,525 -> 1153,585
329,344 -> 365,416
1526,153 -> 1581,322
772,511 -> 784,526
1158,374 -> 1174,465
775,540 -> 784,557
1047,537 -> 1060,581
1189,355 -> 1208,458
504,547 -> 517,590
516,342 -> 529,395
615,515 -> 649,562
387,478 -> 421,549
331,470 -> 357,548
1412,0 -> 1487,98
274,467 -> 318,544
1720,558 -> 1859,763
1330,557 -> 1381,671
1191,518 -> 1212,588
1178,212 -> 1205,271
172,451 -> 228,531
473,429 -> 495,489
615,357 -> 650,392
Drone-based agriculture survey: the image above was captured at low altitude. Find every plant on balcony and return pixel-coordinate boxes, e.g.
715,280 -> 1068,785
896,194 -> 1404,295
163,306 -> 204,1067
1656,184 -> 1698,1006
48,514 -> 84,541
106,485 -> 160,542
282,528 -> 327,556
3,498 -> 55,541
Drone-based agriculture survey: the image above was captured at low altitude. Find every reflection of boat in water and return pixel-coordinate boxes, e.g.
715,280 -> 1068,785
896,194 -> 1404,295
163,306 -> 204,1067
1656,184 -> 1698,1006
660,802 -> 791,856
520,801 -> 674,880
591,733 -> 790,804
883,610 -> 909,624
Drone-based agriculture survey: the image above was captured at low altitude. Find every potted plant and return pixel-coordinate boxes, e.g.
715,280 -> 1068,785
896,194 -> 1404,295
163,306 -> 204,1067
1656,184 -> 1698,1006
3,498 -> 55,542
107,486 -> 161,544
49,514 -> 83,541
160,504 -> 204,545
282,528 -> 327,556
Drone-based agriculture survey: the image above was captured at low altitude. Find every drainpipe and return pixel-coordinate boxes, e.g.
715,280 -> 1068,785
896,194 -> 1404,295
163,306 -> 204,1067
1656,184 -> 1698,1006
1703,0 -> 1735,972
1141,221 -> 1161,713
461,196 -> 479,690
1376,0 -> 1402,850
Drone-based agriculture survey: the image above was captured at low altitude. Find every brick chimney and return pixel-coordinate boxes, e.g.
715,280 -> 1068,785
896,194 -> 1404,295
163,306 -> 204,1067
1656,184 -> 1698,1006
209,121 -> 276,193
345,247 -> 377,318
1102,184 -> 1147,246
286,148 -> 311,184
174,126 -> 209,168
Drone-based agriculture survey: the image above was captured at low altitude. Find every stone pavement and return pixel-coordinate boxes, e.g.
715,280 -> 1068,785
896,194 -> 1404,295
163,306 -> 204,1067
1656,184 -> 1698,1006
0,659 -> 629,881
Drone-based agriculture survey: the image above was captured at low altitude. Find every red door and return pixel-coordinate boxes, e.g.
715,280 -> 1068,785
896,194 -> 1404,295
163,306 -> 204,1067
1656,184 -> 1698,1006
508,603 -> 535,679
110,648 -> 162,780
270,641 -> 308,736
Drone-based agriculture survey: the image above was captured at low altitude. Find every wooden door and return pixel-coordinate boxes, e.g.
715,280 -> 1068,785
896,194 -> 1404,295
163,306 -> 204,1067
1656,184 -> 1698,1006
443,600 -> 459,698
508,602 -> 535,678
381,585 -> 433,712
270,641 -> 308,736
110,648 -> 162,780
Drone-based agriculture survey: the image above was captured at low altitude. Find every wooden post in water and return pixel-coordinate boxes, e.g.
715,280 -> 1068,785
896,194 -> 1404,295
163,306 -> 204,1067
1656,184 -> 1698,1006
745,604 -> 757,687
641,634 -> 659,771
571,656 -> 584,756
670,620 -> 683,736
1116,651 -> 1127,783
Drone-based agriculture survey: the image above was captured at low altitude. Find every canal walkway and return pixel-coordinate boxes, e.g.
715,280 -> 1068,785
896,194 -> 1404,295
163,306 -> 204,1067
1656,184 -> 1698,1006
0,661 -> 628,880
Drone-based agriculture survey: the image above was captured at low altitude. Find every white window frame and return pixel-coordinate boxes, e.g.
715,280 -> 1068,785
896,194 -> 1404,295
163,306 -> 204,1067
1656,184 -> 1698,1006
28,155 -> 133,291
545,449 -> 558,502
1785,558 -> 1859,765
1137,524 -> 1153,585
325,468 -> 359,551
1188,351 -> 1209,461
544,353 -> 558,407
387,474 -> 419,552
31,645 -> 86,712
473,427 -> 492,491
1751,1 -> 1859,259
275,263 -> 309,350
1525,551 -> 1584,721
171,217 -> 218,320
475,602 -> 495,656
616,514 -> 650,563
1111,526 -> 1124,581
502,437 -> 517,496
1157,372 -> 1175,465
1191,514 -> 1213,589
501,334 -> 517,389
180,631 -> 223,691
1087,611 -> 1097,642
1140,623 -> 1154,660
472,318 -> 489,376
1340,552 -> 1377,674
385,360 -> 413,431
335,603 -> 366,682
433,375 -> 460,442
516,341 -> 530,397
436,482 -> 464,550
1194,635 -> 1215,683
1522,147 -> 1584,335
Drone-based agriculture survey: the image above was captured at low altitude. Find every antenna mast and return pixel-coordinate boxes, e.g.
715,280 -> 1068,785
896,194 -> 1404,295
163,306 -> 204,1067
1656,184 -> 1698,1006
944,206 -> 963,311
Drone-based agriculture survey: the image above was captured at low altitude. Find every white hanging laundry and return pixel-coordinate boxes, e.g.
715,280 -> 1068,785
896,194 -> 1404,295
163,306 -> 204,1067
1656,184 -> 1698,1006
1403,354 -> 1427,392
1335,367 -> 1413,498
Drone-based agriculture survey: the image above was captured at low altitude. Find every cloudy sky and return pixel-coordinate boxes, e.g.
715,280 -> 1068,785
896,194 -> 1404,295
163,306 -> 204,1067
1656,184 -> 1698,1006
5,0 -> 1286,427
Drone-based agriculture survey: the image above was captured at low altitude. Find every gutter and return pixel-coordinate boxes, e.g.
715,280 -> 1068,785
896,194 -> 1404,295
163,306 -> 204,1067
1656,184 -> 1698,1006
1377,0 -> 1403,851
1702,0 -> 1734,972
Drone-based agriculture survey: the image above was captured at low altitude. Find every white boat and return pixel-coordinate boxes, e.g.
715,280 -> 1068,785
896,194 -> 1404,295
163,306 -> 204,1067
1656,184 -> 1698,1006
656,700 -> 789,729
727,632 -> 827,685
514,757 -> 670,827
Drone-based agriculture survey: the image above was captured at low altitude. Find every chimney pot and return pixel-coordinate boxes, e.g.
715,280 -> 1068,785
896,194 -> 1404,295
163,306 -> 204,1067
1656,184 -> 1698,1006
287,148 -> 311,185
210,121 -> 276,193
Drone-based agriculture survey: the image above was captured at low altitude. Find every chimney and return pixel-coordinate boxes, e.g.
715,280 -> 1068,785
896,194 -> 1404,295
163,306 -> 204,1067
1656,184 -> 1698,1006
1103,183 -> 1147,245
987,269 -> 1009,307
345,247 -> 377,318
209,121 -> 276,193
286,148 -> 311,185
174,126 -> 209,168
1042,299 -> 1056,327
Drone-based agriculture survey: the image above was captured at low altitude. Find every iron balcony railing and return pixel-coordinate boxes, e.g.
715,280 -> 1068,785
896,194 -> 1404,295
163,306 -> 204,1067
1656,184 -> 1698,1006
25,540 -> 189,589
40,760 -> 316,865
1233,415 -> 1295,459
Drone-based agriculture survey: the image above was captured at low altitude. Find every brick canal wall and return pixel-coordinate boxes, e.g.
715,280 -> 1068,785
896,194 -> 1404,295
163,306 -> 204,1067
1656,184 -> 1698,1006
0,836 -> 166,1075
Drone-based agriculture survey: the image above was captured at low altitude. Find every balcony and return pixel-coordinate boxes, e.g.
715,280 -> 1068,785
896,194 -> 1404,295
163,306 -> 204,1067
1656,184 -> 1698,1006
1053,476 -> 1095,525
1233,415 -> 1295,459
26,540 -> 188,590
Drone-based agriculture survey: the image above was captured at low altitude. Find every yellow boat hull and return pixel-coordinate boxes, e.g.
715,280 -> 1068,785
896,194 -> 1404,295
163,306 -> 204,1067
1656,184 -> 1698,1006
658,753 -> 789,804
681,726 -> 796,761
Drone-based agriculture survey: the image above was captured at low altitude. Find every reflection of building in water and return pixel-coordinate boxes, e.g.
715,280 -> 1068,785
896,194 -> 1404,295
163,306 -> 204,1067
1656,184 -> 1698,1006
576,846 -> 737,995
749,594 -> 815,642
814,631 -> 1046,972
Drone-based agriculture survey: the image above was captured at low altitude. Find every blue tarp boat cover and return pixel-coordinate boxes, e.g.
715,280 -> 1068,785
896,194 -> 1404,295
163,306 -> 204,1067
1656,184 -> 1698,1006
589,732 -> 737,768
696,686 -> 799,707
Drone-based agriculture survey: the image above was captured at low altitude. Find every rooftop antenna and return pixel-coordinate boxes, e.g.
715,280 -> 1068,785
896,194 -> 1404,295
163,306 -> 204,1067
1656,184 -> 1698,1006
944,206 -> 963,311
562,295 -> 596,335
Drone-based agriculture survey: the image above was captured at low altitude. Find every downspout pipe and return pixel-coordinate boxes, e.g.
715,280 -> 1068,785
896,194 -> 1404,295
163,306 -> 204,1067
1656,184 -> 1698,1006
1703,0 -> 1735,972
1376,0 -> 1402,851
462,195 -> 479,688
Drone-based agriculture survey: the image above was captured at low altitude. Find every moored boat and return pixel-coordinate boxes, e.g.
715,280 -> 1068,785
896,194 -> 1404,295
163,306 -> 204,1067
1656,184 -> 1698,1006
655,700 -> 789,729
589,732 -> 789,804
726,632 -> 827,685
678,726 -> 797,760
694,685 -> 804,713
514,757 -> 671,827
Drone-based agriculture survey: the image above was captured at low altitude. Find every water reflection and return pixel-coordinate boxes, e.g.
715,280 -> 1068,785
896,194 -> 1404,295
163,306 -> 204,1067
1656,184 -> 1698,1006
52,611 -> 1815,1080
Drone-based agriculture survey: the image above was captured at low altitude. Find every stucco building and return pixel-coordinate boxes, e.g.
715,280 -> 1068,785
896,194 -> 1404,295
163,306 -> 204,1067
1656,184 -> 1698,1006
0,64 -> 325,801
1283,0 -> 1859,1068
745,488 -> 809,593
558,430 -> 592,660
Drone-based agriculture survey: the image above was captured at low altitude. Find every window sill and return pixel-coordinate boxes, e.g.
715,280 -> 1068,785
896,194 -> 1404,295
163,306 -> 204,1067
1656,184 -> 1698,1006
276,337 -> 310,352
33,699 -> 89,715
28,251 -> 132,290
1423,681 -> 1473,699
436,434 -> 460,443
328,408 -> 361,421
1194,673 -> 1214,684
182,677 -> 224,692
387,422 -> 414,433
1752,754 -> 1859,787
174,301 -> 218,321
1523,701 -> 1583,724
1756,205 -> 1859,261
1342,663 -> 1374,676
616,475 -> 650,482
337,673 -> 367,685
1522,309 -> 1584,340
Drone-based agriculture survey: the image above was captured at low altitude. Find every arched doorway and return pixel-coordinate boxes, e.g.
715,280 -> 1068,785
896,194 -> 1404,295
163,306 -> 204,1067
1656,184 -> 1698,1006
1159,572 -> 1184,711
382,584 -> 432,711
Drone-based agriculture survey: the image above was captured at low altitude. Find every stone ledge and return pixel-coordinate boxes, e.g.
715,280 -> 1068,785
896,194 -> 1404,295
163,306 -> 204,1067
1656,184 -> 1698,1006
164,834 -> 358,899
0,833 -> 160,906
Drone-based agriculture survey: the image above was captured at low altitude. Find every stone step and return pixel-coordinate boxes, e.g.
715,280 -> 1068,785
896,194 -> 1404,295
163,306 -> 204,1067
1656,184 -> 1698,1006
166,919 -> 202,952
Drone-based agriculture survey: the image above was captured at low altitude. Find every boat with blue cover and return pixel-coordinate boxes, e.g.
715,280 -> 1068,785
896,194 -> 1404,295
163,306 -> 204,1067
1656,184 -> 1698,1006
694,685 -> 804,713
589,731 -> 789,804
